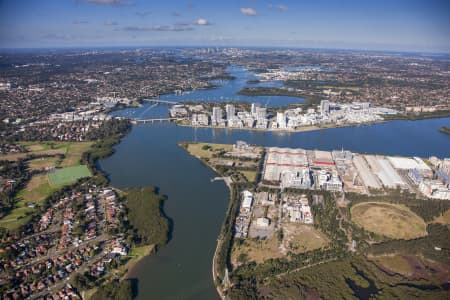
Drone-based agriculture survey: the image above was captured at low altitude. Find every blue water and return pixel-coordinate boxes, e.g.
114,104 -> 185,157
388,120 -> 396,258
159,65 -> 304,106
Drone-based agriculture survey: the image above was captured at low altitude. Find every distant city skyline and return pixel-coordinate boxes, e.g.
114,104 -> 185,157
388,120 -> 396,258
1,0 -> 449,52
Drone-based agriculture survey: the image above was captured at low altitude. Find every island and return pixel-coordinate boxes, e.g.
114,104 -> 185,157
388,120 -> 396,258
182,141 -> 450,299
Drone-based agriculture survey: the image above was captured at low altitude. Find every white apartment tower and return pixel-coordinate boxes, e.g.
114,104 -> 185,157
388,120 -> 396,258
225,104 -> 235,120
320,100 -> 330,115
212,106 -> 222,125
276,112 -> 287,129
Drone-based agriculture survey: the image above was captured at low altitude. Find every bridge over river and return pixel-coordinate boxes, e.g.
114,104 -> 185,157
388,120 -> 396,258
142,98 -> 179,105
130,117 -> 181,124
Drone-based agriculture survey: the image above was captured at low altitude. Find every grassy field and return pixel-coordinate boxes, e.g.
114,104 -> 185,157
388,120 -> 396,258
60,142 -> 93,167
0,174 -> 59,230
283,223 -> 329,254
351,202 -> 427,239
0,141 -> 92,166
28,156 -> 60,171
48,165 -> 91,186
240,170 -> 258,183
0,141 -> 93,230
121,245 -> 155,278
231,224 -> 328,265
369,255 -> 413,277
186,142 -> 233,159
0,208 -> 33,230
232,236 -> 282,264
18,174 -> 57,203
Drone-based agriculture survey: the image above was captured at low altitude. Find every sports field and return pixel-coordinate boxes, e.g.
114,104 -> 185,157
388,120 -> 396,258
48,165 -> 91,186
351,202 -> 427,239
0,142 -> 93,230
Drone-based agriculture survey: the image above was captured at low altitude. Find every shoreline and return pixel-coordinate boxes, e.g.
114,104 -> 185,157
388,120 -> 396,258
134,112 -> 450,134
176,120 -> 386,134
178,142 -> 229,299
122,244 -> 156,279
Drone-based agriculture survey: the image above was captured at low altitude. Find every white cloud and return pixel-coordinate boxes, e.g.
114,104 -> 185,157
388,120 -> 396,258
240,8 -> 257,16
269,4 -> 288,11
194,18 -> 209,26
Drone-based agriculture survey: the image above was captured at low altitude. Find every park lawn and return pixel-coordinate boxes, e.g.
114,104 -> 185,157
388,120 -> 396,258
0,174 -> 58,230
1,166 -> 90,230
0,141 -> 93,166
115,245 -> 156,278
23,141 -> 68,155
0,142 -> 94,230
240,170 -> 258,183
129,245 -> 155,258
60,142 -> 93,167
28,156 -> 60,171
186,143 -> 233,159
351,202 -> 427,239
0,207 -> 34,230
48,165 -> 91,186
24,141 -> 93,167
18,174 -> 57,204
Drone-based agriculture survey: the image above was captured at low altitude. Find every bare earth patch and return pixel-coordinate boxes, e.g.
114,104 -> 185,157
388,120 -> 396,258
433,209 -> 450,226
282,223 -> 329,255
231,224 -> 328,266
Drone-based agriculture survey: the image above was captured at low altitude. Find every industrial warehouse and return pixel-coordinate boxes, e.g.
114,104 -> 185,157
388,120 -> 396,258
231,143 -> 450,247
260,146 -> 450,199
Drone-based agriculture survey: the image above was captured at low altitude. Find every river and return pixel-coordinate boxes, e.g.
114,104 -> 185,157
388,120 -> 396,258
100,66 -> 450,300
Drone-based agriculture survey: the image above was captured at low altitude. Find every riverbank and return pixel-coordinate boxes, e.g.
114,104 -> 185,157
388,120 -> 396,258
179,142 -> 258,299
176,120 -> 386,134
122,245 -> 156,279
83,186 -> 170,300
178,142 -> 229,299
383,110 -> 450,121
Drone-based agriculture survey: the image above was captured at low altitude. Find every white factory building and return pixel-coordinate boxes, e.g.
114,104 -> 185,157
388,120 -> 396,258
364,155 -> 406,188
241,190 -> 253,212
263,147 -> 308,182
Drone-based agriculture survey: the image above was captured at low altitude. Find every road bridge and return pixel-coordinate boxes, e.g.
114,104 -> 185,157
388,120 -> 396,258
142,98 -> 179,105
131,117 -> 180,124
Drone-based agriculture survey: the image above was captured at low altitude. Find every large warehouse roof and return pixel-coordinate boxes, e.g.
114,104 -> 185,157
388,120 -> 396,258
387,156 -> 431,171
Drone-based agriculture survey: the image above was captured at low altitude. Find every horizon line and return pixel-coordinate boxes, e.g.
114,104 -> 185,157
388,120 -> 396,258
1,44 -> 450,56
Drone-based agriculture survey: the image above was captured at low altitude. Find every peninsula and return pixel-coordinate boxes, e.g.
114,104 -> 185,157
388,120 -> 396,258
182,141 -> 450,299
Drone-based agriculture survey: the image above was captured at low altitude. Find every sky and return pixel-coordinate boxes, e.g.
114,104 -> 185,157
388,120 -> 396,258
0,0 -> 449,52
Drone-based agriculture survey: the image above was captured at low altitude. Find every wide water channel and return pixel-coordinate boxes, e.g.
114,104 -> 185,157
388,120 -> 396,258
100,66 -> 450,300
